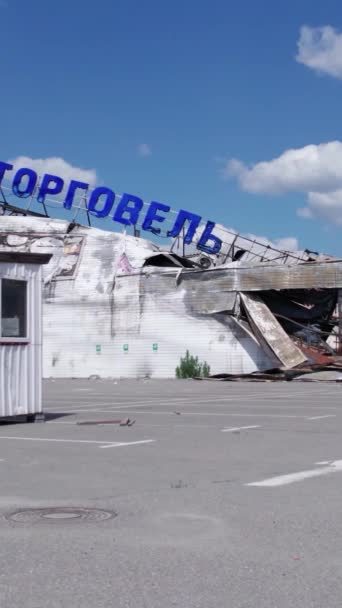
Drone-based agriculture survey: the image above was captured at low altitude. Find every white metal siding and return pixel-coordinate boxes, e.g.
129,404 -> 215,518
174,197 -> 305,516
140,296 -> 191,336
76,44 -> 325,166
43,273 -> 275,378
0,217 -> 276,379
0,262 -> 42,416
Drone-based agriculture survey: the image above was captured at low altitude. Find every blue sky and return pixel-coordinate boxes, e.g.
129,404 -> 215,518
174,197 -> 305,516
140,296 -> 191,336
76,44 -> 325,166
1,0 -> 342,254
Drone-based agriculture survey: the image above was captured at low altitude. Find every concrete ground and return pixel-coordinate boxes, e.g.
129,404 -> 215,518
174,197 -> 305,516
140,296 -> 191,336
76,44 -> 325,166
1,378 -> 342,607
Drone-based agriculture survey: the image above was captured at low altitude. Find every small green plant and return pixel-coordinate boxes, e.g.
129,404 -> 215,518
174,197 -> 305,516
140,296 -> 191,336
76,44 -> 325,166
176,350 -> 211,379
201,361 -> 211,378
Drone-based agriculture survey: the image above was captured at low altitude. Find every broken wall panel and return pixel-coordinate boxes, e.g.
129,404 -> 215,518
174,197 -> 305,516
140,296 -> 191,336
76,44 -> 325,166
240,292 -> 307,369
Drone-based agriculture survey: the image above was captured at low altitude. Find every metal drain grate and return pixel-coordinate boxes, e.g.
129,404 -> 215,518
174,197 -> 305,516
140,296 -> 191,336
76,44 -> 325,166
6,507 -> 116,524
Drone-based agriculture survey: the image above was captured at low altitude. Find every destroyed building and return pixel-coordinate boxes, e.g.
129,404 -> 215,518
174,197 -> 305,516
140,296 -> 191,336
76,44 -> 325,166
0,214 -> 341,378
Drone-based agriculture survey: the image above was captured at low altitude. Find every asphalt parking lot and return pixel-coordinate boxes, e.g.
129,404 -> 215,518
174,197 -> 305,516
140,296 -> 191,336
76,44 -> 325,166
1,378 -> 342,608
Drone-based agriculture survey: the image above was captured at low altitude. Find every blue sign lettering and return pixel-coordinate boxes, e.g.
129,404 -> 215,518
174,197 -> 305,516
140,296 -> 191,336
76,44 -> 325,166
167,209 -> 202,244
88,187 -> 115,218
197,221 -> 222,254
12,168 -> 37,198
38,173 -> 64,204
0,160 -> 223,254
142,201 -> 170,234
113,193 -> 143,226
0,161 -> 13,184
63,180 -> 88,210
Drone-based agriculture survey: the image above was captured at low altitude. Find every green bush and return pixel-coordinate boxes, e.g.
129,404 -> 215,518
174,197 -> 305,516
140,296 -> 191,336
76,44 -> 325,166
176,350 -> 211,379
201,361 -> 211,378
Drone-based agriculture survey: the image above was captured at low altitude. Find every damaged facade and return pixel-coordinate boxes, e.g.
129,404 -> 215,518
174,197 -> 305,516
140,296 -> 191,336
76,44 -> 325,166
0,215 -> 341,378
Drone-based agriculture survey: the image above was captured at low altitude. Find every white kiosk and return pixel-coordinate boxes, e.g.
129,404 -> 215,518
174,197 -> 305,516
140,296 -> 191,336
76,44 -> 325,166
0,252 -> 51,421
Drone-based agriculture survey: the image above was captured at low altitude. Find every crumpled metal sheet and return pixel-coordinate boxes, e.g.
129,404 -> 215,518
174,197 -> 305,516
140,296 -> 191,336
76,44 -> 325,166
181,261 -> 342,291
240,292 -> 307,369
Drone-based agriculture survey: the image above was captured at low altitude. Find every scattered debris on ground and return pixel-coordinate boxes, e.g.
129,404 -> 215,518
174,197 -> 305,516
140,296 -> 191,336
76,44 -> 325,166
77,418 -> 135,426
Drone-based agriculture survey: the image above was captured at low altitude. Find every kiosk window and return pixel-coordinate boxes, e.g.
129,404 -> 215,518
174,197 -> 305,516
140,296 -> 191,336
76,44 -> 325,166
1,279 -> 27,338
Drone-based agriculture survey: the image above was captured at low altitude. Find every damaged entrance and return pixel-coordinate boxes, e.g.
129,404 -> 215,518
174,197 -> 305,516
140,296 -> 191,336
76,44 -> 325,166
238,288 -> 340,374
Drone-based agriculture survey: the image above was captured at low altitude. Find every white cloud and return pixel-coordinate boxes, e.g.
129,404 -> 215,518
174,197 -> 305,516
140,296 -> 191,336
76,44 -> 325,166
137,144 -> 151,158
296,25 -> 342,79
244,233 -> 299,252
226,140 -> 342,224
225,141 -> 342,195
297,207 -> 313,219
307,190 -> 342,225
273,237 -> 299,251
8,156 -> 97,186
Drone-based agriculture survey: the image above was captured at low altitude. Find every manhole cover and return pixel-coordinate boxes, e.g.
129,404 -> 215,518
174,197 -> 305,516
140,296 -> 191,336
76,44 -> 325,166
5,507 -> 116,524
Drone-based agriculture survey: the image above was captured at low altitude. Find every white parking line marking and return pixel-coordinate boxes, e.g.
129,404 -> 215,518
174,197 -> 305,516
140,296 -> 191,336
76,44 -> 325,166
99,410 -> 304,418
307,415 -> 336,420
0,436 -> 108,445
107,403 -> 340,412
221,425 -> 261,433
0,436 -> 155,449
246,460 -> 342,487
44,408 -> 303,417
99,440 -> 155,449
47,421 -> 223,429
43,398 -> 340,410
44,397 -> 242,408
